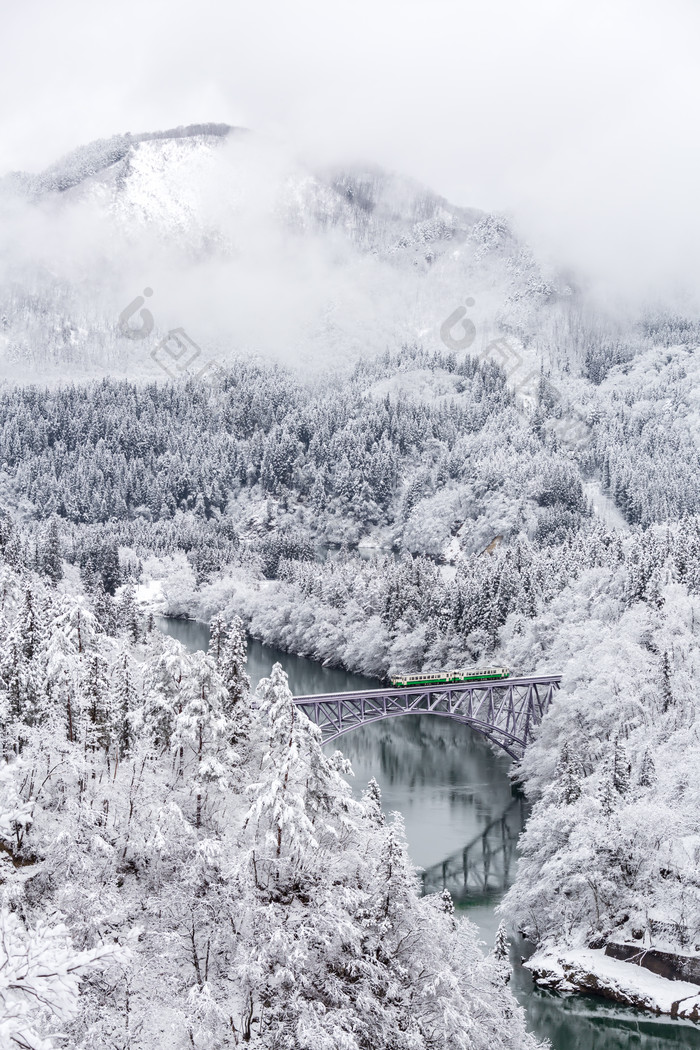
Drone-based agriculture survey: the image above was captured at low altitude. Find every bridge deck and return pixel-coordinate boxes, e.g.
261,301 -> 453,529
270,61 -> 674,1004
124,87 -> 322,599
293,673 -> 562,704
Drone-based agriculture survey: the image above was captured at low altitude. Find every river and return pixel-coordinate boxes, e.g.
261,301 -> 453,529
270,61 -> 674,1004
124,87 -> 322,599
156,616 -> 700,1050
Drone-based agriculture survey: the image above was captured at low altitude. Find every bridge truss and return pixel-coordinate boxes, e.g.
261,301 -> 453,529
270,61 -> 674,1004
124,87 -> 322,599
293,674 -> 561,759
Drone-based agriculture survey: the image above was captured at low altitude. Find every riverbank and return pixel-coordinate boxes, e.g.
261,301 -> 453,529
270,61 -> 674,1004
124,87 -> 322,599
527,946 -> 700,1021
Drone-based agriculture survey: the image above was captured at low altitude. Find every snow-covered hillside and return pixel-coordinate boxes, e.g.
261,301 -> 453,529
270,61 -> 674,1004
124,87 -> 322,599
0,124 -> 567,379
3,120 -> 700,1041
0,526 -> 542,1049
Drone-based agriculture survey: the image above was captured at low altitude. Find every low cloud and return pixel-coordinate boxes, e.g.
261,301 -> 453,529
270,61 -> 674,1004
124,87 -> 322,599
2,0 -> 699,309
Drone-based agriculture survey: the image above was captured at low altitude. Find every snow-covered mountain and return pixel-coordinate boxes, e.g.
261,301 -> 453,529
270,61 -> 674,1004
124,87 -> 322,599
0,123 -> 567,379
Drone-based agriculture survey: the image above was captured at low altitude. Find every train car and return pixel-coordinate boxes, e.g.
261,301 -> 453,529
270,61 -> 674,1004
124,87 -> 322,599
389,667 -> 510,687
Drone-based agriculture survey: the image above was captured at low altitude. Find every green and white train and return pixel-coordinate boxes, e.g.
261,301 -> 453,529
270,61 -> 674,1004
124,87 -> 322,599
389,667 -> 510,687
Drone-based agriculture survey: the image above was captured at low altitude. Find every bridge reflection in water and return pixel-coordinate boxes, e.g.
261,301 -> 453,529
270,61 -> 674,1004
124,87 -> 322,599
421,795 -> 526,903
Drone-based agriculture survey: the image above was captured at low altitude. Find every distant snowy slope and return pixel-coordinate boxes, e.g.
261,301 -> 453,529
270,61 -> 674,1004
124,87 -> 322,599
0,123 -> 568,379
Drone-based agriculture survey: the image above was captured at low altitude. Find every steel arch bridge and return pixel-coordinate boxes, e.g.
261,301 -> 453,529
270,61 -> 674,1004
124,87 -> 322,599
293,674 -> 561,759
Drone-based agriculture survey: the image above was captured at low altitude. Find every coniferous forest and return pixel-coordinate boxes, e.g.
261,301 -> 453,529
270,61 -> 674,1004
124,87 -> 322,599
2,87 -> 700,1046
2,332 -> 700,1043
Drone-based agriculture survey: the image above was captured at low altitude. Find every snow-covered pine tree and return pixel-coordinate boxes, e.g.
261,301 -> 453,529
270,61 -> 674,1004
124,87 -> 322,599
43,516 -> 63,584
207,613 -> 227,664
558,742 -> 582,804
612,737 -> 631,795
171,649 -> 231,828
639,747 -> 656,787
661,649 -> 674,711
93,581 -> 117,635
142,640 -> 189,751
110,652 -> 138,760
491,920 -> 512,984
244,663 -> 318,886
19,587 -> 42,662
217,615 -> 252,747
361,775 -> 385,826
81,652 -> 110,756
119,583 -> 140,644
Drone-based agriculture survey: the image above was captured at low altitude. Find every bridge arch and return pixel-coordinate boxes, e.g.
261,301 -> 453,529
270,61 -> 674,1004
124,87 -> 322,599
320,709 -> 525,758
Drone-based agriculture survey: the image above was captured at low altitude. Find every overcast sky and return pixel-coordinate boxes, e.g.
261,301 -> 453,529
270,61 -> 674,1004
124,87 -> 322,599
2,0 -> 699,300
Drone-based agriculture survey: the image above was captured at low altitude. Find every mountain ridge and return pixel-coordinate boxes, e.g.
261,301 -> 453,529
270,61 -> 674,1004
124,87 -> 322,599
0,122 -> 570,379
